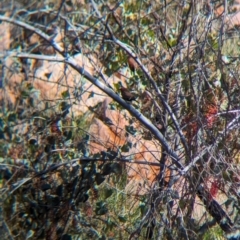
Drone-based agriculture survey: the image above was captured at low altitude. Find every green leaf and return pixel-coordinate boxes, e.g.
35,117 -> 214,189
4,126 -> 12,140
102,163 -> 113,175
64,130 -> 72,140
95,173 -> 106,185
61,90 -> 70,99
60,101 -> 70,112
106,217 -> 117,230
101,151 -> 107,160
92,152 -> 101,158
101,150 -> 118,160
139,202 -> 148,216
77,193 -> 89,203
141,17 -> 151,26
121,142 -> 132,152
95,201 -> 108,215
83,134 -> 90,142
169,38 -> 177,47
26,230 -> 34,239
13,134 -> 22,143
104,188 -> 114,199
118,215 -> 127,222
113,82 -> 121,91
0,128 -> 4,139
109,103 -> 117,110
147,29 -> 155,39
125,125 -> 137,135
127,28 -> 133,36
105,68 -> 113,77
98,235 -> 107,240
61,234 -> 71,240
111,61 -> 120,71
108,150 -> 118,160
8,112 -> 17,122
88,91 -> 95,98
0,118 -> 4,128
111,162 -> 122,174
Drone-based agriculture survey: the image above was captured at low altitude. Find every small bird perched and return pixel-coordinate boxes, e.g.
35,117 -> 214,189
120,86 -> 138,101
128,56 -> 138,72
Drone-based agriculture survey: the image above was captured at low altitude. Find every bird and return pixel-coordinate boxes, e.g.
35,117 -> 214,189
120,86 -> 138,101
128,56 -> 138,72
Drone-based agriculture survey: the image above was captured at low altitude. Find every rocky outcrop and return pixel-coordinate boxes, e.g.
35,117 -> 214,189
0,18 -> 161,194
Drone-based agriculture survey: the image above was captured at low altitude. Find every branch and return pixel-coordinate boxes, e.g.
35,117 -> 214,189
0,15 -> 184,171
66,57 -> 183,169
113,29 -> 190,158
197,185 -> 234,233
89,0 -> 190,157
181,113 -> 240,176
0,51 -> 64,61
2,155 -> 176,197
0,15 -> 64,54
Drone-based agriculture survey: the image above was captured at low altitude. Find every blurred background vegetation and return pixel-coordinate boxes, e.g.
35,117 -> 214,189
0,0 -> 240,239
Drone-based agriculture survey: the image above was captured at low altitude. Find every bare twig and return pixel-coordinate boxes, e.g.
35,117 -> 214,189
0,15 -> 184,170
